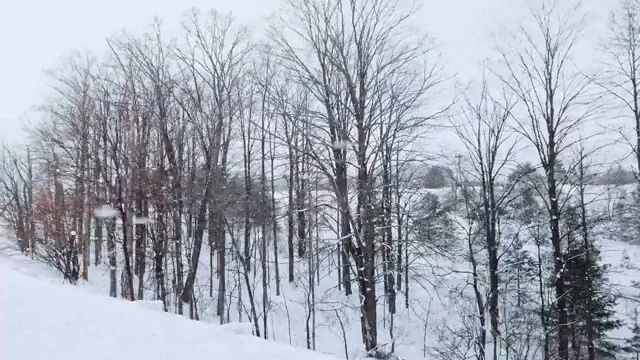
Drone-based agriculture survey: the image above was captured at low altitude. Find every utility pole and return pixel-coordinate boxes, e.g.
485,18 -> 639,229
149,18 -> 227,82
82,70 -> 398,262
453,154 -> 462,209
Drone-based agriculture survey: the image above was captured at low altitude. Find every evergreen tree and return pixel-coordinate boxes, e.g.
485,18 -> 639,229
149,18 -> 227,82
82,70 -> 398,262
562,205 -> 622,358
501,235 -> 538,309
624,309 -> 640,360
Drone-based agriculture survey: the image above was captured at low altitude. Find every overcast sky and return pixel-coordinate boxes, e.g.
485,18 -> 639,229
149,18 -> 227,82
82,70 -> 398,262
0,0 -> 279,144
0,0 -> 615,162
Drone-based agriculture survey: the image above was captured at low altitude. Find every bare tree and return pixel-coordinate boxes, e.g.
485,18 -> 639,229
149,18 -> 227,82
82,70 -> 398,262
453,81 -> 518,359
271,0 -> 444,352
498,1 -> 594,358
602,0 -> 640,181
0,146 -> 34,256
271,76 -> 308,285
270,0 -> 442,353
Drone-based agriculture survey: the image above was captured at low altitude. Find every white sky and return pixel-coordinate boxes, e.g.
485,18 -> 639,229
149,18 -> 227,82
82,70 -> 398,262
0,0 -> 618,163
0,0 -> 279,144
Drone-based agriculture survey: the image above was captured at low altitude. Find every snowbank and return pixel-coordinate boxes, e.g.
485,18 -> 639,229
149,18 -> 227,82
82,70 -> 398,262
0,251 -> 337,360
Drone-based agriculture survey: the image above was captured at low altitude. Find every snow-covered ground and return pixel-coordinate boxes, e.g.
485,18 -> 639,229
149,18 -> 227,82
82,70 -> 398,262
4,186 -> 640,359
0,238 -> 338,360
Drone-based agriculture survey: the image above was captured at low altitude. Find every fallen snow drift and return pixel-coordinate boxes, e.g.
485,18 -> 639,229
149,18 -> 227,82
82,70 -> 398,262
0,256 -> 336,360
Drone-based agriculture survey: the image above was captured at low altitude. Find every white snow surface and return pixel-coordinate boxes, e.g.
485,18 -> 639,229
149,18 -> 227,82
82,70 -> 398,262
0,240 -> 336,360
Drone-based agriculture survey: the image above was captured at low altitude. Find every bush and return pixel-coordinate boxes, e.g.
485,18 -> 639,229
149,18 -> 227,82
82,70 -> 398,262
36,234 -> 80,284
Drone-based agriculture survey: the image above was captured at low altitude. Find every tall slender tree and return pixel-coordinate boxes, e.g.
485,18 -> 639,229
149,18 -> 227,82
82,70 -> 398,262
499,2 -> 595,358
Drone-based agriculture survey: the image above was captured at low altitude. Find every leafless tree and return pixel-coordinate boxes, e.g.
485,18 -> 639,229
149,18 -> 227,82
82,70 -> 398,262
0,146 -> 34,255
601,0 -> 640,181
452,81 -> 519,359
175,9 -> 250,310
498,1 -> 595,358
270,0 -> 443,353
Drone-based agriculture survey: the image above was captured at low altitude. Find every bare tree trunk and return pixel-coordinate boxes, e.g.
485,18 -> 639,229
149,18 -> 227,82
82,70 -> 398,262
26,147 -> 34,257
208,200 -> 215,299
154,203 -> 168,311
305,179 -> 316,350
229,226 -> 261,337
118,184 -> 135,302
295,144 -> 307,258
260,86 -> 269,339
337,160 -> 352,296
270,120 -> 281,296
136,200 -> 147,300
79,133 -> 89,281
181,176 -> 211,306
382,143 -> 396,315
461,188 -> 486,360
242,121 -> 253,275
287,144 -> 295,283
107,218 -> 117,298
93,141 -> 103,266
395,151 -> 403,295
535,227 -> 550,360
102,117 -> 117,298
215,207 -> 226,320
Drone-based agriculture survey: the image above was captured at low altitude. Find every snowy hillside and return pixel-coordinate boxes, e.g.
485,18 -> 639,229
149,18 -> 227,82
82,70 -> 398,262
4,0 -> 640,359
4,183 -> 640,360
0,238 -> 338,360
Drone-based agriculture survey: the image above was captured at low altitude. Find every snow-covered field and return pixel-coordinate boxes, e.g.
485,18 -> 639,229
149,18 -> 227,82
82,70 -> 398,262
0,238 -> 339,360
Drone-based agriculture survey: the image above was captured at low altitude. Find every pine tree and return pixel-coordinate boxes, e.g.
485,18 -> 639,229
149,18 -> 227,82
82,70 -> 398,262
624,308 -> 640,360
562,205 -> 622,358
501,237 -> 538,309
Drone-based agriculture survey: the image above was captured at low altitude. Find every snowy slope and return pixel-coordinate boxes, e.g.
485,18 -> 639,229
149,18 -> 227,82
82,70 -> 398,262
0,240 -> 338,360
